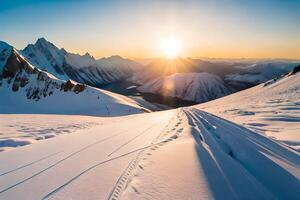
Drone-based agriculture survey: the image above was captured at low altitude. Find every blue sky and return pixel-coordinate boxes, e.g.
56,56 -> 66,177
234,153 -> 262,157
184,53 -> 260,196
0,0 -> 299,59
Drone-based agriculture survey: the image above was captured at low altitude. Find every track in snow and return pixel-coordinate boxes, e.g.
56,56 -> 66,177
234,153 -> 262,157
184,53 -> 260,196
183,108 -> 300,199
108,110 -> 185,200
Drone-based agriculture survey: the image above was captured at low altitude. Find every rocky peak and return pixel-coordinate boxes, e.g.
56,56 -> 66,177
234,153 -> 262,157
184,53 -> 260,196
34,37 -> 54,49
83,52 -> 94,60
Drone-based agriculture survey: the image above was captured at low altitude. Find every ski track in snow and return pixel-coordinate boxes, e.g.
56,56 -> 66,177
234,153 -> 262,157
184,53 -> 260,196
0,151 -> 62,177
0,111 -> 176,199
108,110 -> 184,200
0,129 -> 127,195
183,108 -> 299,199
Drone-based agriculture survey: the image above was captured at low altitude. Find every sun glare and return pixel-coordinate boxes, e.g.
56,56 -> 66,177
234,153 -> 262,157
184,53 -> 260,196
161,38 -> 181,59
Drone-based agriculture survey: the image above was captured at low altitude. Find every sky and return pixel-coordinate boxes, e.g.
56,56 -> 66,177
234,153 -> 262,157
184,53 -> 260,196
0,0 -> 300,59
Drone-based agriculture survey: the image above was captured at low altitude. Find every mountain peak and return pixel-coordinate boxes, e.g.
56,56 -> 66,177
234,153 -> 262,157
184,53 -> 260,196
36,37 -> 48,45
0,41 -> 12,50
110,55 -> 123,59
83,52 -> 94,59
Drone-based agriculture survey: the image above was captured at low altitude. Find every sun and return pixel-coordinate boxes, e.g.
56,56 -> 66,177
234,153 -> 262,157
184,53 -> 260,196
161,38 -> 181,59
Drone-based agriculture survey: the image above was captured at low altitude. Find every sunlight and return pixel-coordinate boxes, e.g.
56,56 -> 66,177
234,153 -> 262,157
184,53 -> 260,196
161,38 -> 182,59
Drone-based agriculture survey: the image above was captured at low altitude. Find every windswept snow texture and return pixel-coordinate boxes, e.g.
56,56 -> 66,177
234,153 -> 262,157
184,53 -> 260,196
0,115 -> 108,151
0,41 -> 148,116
138,73 -> 231,103
0,108 -> 299,199
198,72 -> 300,151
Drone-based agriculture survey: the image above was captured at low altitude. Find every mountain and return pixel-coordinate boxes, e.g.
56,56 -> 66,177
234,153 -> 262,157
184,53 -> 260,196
224,60 -> 298,85
130,57 -> 299,105
0,41 -> 148,116
132,57 -> 299,86
137,73 -> 231,103
22,38 -> 143,86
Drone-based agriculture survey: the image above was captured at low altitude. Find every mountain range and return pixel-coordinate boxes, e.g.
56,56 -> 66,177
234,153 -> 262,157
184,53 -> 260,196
0,41 -> 148,116
22,38 -> 142,86
1,37 -> 300,110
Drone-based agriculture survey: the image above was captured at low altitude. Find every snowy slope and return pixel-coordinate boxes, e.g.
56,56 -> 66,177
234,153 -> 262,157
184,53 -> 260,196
0,111 -> 176,199
0,41 -> 148,116
123,108 -> 300,200
197,70 -> 300,151
137,73 -> 231,103
22,38 -> 142,86
0,107 -> 299,199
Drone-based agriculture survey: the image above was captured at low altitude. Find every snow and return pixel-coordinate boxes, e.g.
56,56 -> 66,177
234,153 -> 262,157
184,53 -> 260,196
0,111 -> 176,199
22,38 -> 67,80
0,114 -> 107,151
64,52 -> 98,68
123,109 -> 300,199
0,78 -> 147,116
0,106 -> 299,199
197,72 -> 300,151
138,73 -> 231,102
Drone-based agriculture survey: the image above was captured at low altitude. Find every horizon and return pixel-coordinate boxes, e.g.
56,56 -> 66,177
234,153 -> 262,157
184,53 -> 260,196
2,37 -> 300,62
1,0 -> 300,59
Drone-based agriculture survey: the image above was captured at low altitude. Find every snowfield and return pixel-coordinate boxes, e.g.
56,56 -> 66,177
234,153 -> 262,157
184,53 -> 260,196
0,114 -> 115,152
0,104 -> 299,199
0,111 -> 177,199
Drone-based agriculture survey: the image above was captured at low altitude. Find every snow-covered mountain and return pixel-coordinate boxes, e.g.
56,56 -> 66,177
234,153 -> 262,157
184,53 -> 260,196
138,73 -> 231,103
0,41 -> 148,116
131,57 -> 299,104
132,57 -> 299,85
22,38 -> 142,86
